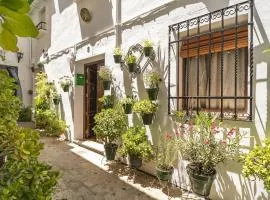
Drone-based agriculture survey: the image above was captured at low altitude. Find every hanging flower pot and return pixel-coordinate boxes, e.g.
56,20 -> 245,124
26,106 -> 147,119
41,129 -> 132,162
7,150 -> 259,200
113,47 -> 123,64
127,63 -> 136,73
103,80 -> 111,90
126,55 -> 137,73
142,113 -> 154,125
146,88 -> 159,100
128,154 -> 142,169
144,47 -> 153,57
53,96 -> 61,105
186,164 -> 216,197
62,85 -> 69,92
122,103 -> 132,114
60,76 -> 73,92
156,167 -> 173,181
104,143 -> 118,161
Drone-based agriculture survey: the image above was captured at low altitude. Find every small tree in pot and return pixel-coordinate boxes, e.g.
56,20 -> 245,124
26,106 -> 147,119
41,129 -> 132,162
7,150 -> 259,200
126,55 -> 137,73
113,47 -> 123,64
120,96 -> 135,114
178,112 -> 243,197
133,100 -> 158,125
93,109 -> 128,161
120,126 -> 153,169
143,39 -> 153,57
156,133 -> 178,181
98,66 -> 113,90
144,71 -> 162,100
59,76 -> 72,92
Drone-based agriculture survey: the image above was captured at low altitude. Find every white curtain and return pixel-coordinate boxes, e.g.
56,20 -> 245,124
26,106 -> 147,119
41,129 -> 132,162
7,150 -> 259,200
185,47 -> 246,112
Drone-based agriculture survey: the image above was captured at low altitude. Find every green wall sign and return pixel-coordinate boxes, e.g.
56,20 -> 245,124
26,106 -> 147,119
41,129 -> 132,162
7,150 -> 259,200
75,74 -> 85,86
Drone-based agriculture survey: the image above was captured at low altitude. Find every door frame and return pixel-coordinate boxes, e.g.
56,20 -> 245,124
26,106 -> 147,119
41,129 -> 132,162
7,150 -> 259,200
83,59 -> 104,139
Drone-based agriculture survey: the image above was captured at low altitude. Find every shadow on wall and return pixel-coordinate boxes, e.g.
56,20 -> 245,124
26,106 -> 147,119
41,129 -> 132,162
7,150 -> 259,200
58,0 -> 73,13
75,0 -> 114,41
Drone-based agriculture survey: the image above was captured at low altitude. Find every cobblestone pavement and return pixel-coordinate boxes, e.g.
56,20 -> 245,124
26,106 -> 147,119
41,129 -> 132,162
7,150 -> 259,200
39,137 -> 154,200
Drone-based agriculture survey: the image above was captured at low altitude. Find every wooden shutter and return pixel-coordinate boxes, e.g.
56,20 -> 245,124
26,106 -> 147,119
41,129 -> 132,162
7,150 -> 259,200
180,26 -> 248,58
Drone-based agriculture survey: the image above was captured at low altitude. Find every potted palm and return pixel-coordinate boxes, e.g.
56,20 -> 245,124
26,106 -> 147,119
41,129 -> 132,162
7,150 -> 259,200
156,133 -> 178,181
98,95 -> 114,109
120,126 -> 153,169
59,76 -> 72,92
113,47 -> 123,64
143,39 -> 153,57
98,66 -> 113,90
120,96 -> 135,114
126,55 -> 137,73
93,109 -> 128,161
144,71 -> 162,100
133,99 -> 158,125
178,112 -> 243,197
242,139 -> 270,191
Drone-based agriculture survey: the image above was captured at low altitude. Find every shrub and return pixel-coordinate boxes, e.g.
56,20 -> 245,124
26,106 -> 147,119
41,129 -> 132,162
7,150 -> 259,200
18,106 -> 32,122
242,139 -> 270,191
93,109 -> 128,144
133,99 -> 158,114
120,126 -> 153,160
98,66 -> 112,81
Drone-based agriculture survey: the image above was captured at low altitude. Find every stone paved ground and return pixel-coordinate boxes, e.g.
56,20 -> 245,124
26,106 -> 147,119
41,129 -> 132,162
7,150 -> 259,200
39,137 -> 154,200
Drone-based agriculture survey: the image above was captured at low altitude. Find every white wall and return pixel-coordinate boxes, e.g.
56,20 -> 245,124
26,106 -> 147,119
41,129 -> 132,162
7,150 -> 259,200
25,0 -> 270,199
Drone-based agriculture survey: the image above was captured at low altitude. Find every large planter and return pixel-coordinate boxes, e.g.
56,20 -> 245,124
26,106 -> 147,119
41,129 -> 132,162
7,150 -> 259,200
103,80 -> 111,90
186,164 -> 216,197
141,113 -> 154,125
113,55 -> 122,63
146,88 -> 159,100
144,46 -> 153,57
62,85 -> 69,92
127,63 -> 136,73
156,167 -> 173,181
104,143 -> 118,161
128,154 -> 142,169
122,103 -> 132,114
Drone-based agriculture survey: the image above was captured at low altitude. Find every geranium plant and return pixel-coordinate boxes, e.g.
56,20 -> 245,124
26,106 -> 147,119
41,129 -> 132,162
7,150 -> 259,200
59,76 -> 72,92
242,139 -> 270,191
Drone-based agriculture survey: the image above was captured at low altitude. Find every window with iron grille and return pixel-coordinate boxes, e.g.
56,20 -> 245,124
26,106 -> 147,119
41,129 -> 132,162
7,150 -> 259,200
168,0 -> 254,121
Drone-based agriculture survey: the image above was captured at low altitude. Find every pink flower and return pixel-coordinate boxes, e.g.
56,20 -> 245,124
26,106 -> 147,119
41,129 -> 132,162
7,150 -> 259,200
165,133 -> 173,140
204,140 -> 209,144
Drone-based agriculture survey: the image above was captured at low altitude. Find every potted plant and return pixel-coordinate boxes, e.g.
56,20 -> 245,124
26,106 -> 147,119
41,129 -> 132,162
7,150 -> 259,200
52,93 -> 61,105
144,71 -> 162,100
242,139 -> 270,191
120,96 -> 135,114
120,126 -> 153,168
98,66 -> 113,90
59,76 -> 72,92
113,47 -> 123,64
156,133 -> 178,181
37,62 -> 44,69
98,95 -> 114,109
93,109 -> 128,161
178,112 -> 243,197
133,99 -> 158,125
143,39 -> 153,57
126,55 -> 136,73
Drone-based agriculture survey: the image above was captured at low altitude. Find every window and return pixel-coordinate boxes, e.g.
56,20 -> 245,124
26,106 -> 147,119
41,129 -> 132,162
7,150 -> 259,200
168,1 -> 254,121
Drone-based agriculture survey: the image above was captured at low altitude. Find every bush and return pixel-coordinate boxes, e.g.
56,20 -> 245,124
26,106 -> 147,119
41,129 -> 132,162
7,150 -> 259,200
18,106 -> 32,122
133,99 -> 158,114
120,126 -> 153,160
242,139 -> 270,191
93,109 -> 128,144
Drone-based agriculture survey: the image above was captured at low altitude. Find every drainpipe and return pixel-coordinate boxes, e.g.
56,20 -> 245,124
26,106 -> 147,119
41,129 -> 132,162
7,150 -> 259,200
115,0 -> 122,47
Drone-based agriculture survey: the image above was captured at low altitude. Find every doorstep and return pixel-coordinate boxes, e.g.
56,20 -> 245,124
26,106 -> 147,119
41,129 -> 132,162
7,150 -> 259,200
68,142 -> 203,200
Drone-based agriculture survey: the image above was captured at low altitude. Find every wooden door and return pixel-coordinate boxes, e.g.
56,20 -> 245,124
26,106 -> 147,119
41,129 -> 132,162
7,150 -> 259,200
84,61 -> 104,139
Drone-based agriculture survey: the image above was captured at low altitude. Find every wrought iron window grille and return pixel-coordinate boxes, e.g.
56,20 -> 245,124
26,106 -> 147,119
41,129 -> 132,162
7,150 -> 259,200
168,0 -> 254,121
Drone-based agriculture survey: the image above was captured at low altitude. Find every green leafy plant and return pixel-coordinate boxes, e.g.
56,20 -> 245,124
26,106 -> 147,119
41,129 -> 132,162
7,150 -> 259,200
0,0 -> 38,51
93,108 -> 128,144
156,133 -> 178,171
144,71 -> 162,88
98,95 -> 114,109
120,126 -> 153,160
98,66 -> 112,81
242,139 -> 270,191
133,99 -> 158,114
18,106 -> 32,122
114,47 -> 123,55
143,39 -> 153,48
120,96 -> 135,105
59,76 -> 73,90
37,62 -> 44,68
126,55 -> 136,64
177,112 -> 243,176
